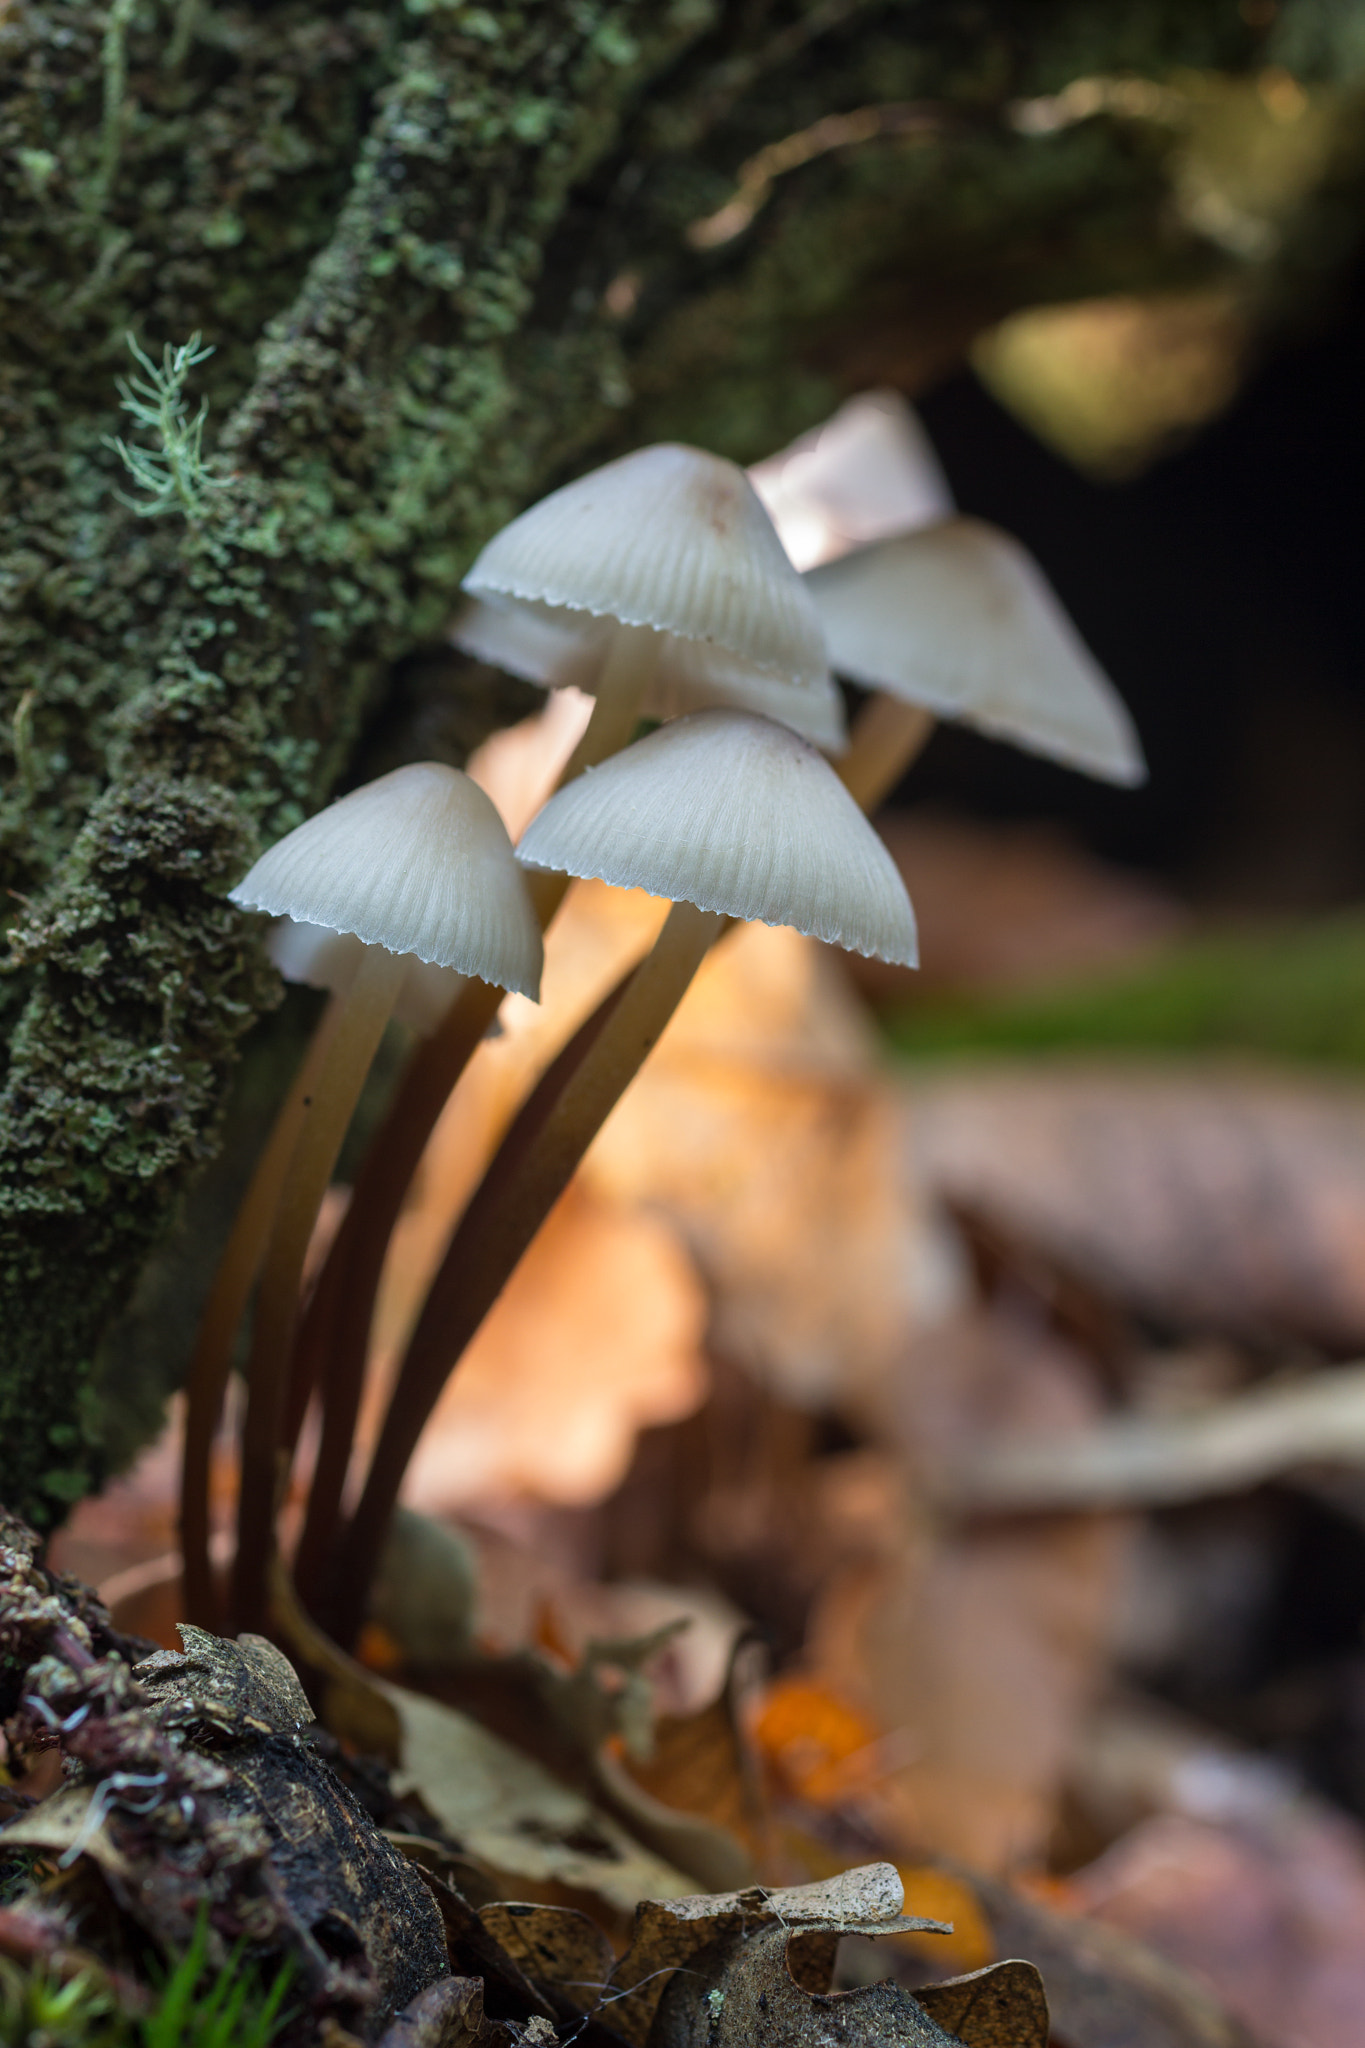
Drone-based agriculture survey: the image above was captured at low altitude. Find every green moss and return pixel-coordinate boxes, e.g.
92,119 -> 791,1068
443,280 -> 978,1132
6,0 -> 1365,1525
0,0 -> 713,1526
0,0 -> 402,928
882,914 -> 1365,1071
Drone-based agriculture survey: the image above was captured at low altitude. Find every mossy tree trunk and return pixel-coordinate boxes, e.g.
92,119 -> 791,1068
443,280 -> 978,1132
2,0 -> 1363,1526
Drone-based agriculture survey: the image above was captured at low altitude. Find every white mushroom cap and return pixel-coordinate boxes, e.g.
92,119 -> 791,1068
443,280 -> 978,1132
231,762 -> 543,1000
458,444 -> 844,751
454,594 -> 847,752
455,596 -> 604,697
748,389 -> 954,571
518,709 -> 917,967
268,919 -> 466,1037
806,518 -> 1146,787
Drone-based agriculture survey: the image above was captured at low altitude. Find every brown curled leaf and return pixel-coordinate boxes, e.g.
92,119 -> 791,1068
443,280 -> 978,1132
651,1921 -> 962,2048
409,1867 -> 558,2023
915,1961 -> 1049,2048
606,1865 -> 950,2045
374,1974 -> 506,2048
478,1902 -> 616,2015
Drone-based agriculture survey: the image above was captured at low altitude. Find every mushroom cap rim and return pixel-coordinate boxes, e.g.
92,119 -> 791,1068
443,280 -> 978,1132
228,887 -> 539,1001
460,579 -> 828,685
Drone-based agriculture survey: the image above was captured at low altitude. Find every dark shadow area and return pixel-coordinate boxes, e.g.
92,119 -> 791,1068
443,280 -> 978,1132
911,266 -> 1365,910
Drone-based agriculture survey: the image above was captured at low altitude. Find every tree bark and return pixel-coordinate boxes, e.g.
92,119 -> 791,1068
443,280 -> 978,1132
2,0 -> 1362,1525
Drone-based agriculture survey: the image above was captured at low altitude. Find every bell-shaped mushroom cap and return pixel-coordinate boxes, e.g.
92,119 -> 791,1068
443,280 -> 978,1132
518,710 -> 917,967
462,443 -> 830,694
453,593 -> 846,752
806,518 -> 1146,786
455,596 -> 604,697
748,389 -> 954,571
231,762 -> 543,1000
268,919 -> 466,1036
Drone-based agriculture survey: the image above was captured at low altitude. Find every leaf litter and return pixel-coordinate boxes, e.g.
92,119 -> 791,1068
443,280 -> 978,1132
2,1498 -> 1075,2047
36,842 -> 1365,2048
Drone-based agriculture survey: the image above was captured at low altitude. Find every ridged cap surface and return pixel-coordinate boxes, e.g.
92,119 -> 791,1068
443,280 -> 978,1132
807,519 -> 1145,786
231,763 -> 543,999
518,710 -> 917,966
462,443 -> 829,692
453,595 -> 846,752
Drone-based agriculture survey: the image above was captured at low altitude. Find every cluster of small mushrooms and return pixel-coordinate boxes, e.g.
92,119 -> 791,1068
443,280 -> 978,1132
182,400 -> 1144,1644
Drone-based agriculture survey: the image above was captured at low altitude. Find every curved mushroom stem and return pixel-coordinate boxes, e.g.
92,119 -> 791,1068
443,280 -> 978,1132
287,974 -> 503,1610
180,994 -> 343,1630
836,695 -> 935,811
232,940 -> 407,1634
288,629 -> 660,1610
331,896 -> 723,1645
559,622 -> 659,781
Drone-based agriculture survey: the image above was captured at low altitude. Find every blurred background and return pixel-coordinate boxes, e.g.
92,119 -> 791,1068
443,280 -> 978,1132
55,178 -> 1365,2048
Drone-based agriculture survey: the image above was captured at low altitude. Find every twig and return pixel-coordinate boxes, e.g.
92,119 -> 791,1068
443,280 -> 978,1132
942,1360 -> 1365,1514
687,101 -> 952,249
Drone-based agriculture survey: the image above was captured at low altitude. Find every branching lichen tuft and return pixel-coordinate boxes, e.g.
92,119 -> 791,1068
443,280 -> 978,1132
104,334 -> 234,523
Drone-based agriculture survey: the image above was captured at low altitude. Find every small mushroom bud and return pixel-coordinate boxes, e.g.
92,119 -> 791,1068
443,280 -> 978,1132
807,519 -> 1147,809
457,443 -> 846,755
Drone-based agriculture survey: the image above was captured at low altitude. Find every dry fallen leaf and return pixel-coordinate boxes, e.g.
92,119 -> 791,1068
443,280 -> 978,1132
613,1866 -> 1047,2048
597,1669 -> 768,1895
912,1065 -> 1365,1353
373,1974 -> 508,2048
913,1961 -> 1049,2048
1060,1707 -> 1365,2048
377,1679 -> 696,1919
797,1310 -> 1129,1876
605,1863 -> 951,2047
650,1920 -> 961,2048
268,1565 -> 698,1926
476,1901 -> 615,2017
402,1184 -> 708,1515
587,920 -> 941,1410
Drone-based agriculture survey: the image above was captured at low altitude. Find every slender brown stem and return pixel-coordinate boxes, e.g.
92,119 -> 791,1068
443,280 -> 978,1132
304,960 -> 635,1635
836,694 -> 935,810
289,629 -> 659,1605
287,974 -> 501,1609
179,995 -> 343,1630
232,942 -> 406,1634
331,897 -> 723,1645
